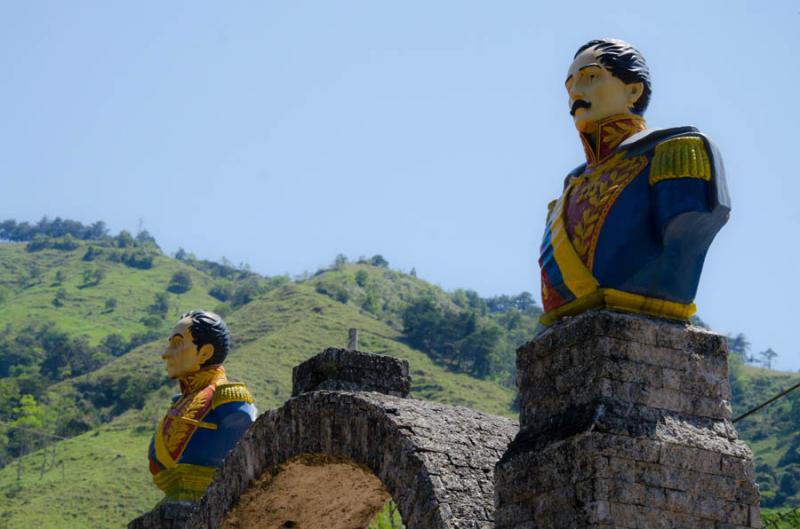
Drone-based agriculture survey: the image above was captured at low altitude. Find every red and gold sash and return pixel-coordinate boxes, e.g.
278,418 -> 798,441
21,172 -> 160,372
153,366 -> 227,470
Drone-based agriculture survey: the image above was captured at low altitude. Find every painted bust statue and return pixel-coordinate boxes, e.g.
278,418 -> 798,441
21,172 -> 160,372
538,38 -> 730,327
148,311 -> 257,502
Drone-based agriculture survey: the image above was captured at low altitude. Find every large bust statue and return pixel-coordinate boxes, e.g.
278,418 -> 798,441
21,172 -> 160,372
149,311 -> 256,502
538,38 -> 730,327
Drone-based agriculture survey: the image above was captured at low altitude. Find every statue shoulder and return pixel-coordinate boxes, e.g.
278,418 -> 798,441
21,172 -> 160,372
625,126 -> 730,213
212,383 -> 255,410
621,126 -> 723,184
649,135 -> 712,185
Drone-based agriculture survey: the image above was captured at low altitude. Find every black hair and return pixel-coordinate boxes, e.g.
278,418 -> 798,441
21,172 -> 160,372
575,38 -> 652,115
182,310 -> 231,366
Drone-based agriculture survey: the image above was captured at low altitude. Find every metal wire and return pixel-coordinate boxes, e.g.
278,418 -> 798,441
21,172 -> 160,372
732,379 -> 800,424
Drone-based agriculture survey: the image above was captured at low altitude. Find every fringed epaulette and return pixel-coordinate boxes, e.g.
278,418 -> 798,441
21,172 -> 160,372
212,383 -> 254,409
649,136 -> 712,185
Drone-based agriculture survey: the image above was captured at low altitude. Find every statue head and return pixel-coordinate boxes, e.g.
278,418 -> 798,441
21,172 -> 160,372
161,310 -> 231,379
566,38 -> 651,132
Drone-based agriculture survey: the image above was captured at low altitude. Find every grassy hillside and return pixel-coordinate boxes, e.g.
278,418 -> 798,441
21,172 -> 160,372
0,245 -> 219,344
730,362 -> 800,509
0,227 -> 797,528
0,241 -> 515,529
306,261 -> 460,330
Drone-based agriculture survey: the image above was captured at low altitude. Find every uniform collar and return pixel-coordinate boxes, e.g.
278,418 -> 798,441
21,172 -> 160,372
579,114 -> 647,166
179,365 -> 227,395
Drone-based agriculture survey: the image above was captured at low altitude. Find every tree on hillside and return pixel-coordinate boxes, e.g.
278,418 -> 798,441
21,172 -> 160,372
209,281 -> 233,302
135,230 -> 158,246
333,254 -> 348,268
116,230 -> 135,248
147,292 -> 170,317
8,394 -> 47,464
39,327 -> 101,380
728,333 -> 752,363
452,289 -> 487,315
460,323 -> 502,378
51,288 -> 67,307
230,277 -> 265,307
362,287 -> 380,315
167,270 -> 193,294
83,245 -> 100,261
369,255 -> 389,268
100,334 -> 127,357
759,348 -> 778,370
104,297 -> 118,312
402,297 -> 501,377
81,267 -> 105,287
0,217 -> 107,242
485,293 -> 541,316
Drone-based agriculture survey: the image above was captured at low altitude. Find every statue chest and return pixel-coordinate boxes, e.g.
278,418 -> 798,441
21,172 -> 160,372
160,386 -> 216,459
564,153 -> 649,268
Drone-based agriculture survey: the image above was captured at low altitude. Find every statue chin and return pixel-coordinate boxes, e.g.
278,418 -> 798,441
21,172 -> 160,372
573,115 -> 595,133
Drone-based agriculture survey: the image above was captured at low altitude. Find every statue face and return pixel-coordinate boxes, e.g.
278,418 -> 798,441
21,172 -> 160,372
161,317 -> 214,379
565,46 -> 644,132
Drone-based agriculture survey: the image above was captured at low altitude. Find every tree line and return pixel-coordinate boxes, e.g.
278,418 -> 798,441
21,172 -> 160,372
0,217 -> 108,242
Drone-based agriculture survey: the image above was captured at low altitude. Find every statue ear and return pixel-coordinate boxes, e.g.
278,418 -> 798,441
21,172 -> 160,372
627,82 -> 645,109
197,343 -> 215,365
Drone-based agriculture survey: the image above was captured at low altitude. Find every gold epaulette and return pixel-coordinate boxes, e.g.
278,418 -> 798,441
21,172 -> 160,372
212,383 -> 254,409
649,136 -> 711,185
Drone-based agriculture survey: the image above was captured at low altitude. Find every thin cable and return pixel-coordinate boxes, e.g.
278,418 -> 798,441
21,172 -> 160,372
733,379 -> 800,423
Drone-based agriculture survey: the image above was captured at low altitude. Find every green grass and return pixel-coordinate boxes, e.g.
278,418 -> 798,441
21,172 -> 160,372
0,426 -> 162,529
0,243 -> 220,343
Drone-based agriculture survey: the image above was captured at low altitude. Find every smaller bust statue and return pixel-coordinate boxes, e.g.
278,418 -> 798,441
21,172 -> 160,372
148,311 -> 256,502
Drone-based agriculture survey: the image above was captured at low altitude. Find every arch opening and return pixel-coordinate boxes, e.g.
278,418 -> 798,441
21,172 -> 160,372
219,454 -> 395,529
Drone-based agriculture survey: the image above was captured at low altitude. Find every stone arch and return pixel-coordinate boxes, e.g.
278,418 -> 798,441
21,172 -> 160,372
179,350 -> 517,529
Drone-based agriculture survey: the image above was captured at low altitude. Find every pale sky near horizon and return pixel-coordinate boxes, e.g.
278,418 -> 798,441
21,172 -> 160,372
1,1 -> 799,370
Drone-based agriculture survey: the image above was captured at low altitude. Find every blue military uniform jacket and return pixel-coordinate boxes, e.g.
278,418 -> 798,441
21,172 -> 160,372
148,366 -> 257,501
539,114 -> 730,326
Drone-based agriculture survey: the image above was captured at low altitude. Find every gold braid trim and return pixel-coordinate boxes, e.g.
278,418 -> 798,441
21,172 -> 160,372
175,416 -> 217,430
649,136 -> 711,185
540,288 -> 696,327
153,463 -> 217,502
212,383 -> 254,409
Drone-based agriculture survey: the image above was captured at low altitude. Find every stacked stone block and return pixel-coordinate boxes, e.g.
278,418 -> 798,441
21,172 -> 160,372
495,310 -> 760,529
291,347 -> 411,397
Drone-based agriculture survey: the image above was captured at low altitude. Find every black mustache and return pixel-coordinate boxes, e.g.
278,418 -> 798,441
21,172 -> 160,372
570,100 -> 591,116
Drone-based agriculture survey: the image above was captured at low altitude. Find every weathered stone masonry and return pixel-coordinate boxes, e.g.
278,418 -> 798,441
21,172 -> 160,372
495,311 -> 760,528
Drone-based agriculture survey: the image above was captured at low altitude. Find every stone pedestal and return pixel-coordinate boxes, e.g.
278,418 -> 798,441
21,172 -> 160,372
292,348 -> 411,397
495,310 -> 760,529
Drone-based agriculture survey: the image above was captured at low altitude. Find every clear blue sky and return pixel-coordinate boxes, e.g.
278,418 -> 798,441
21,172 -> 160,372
1,1 -> 798,369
